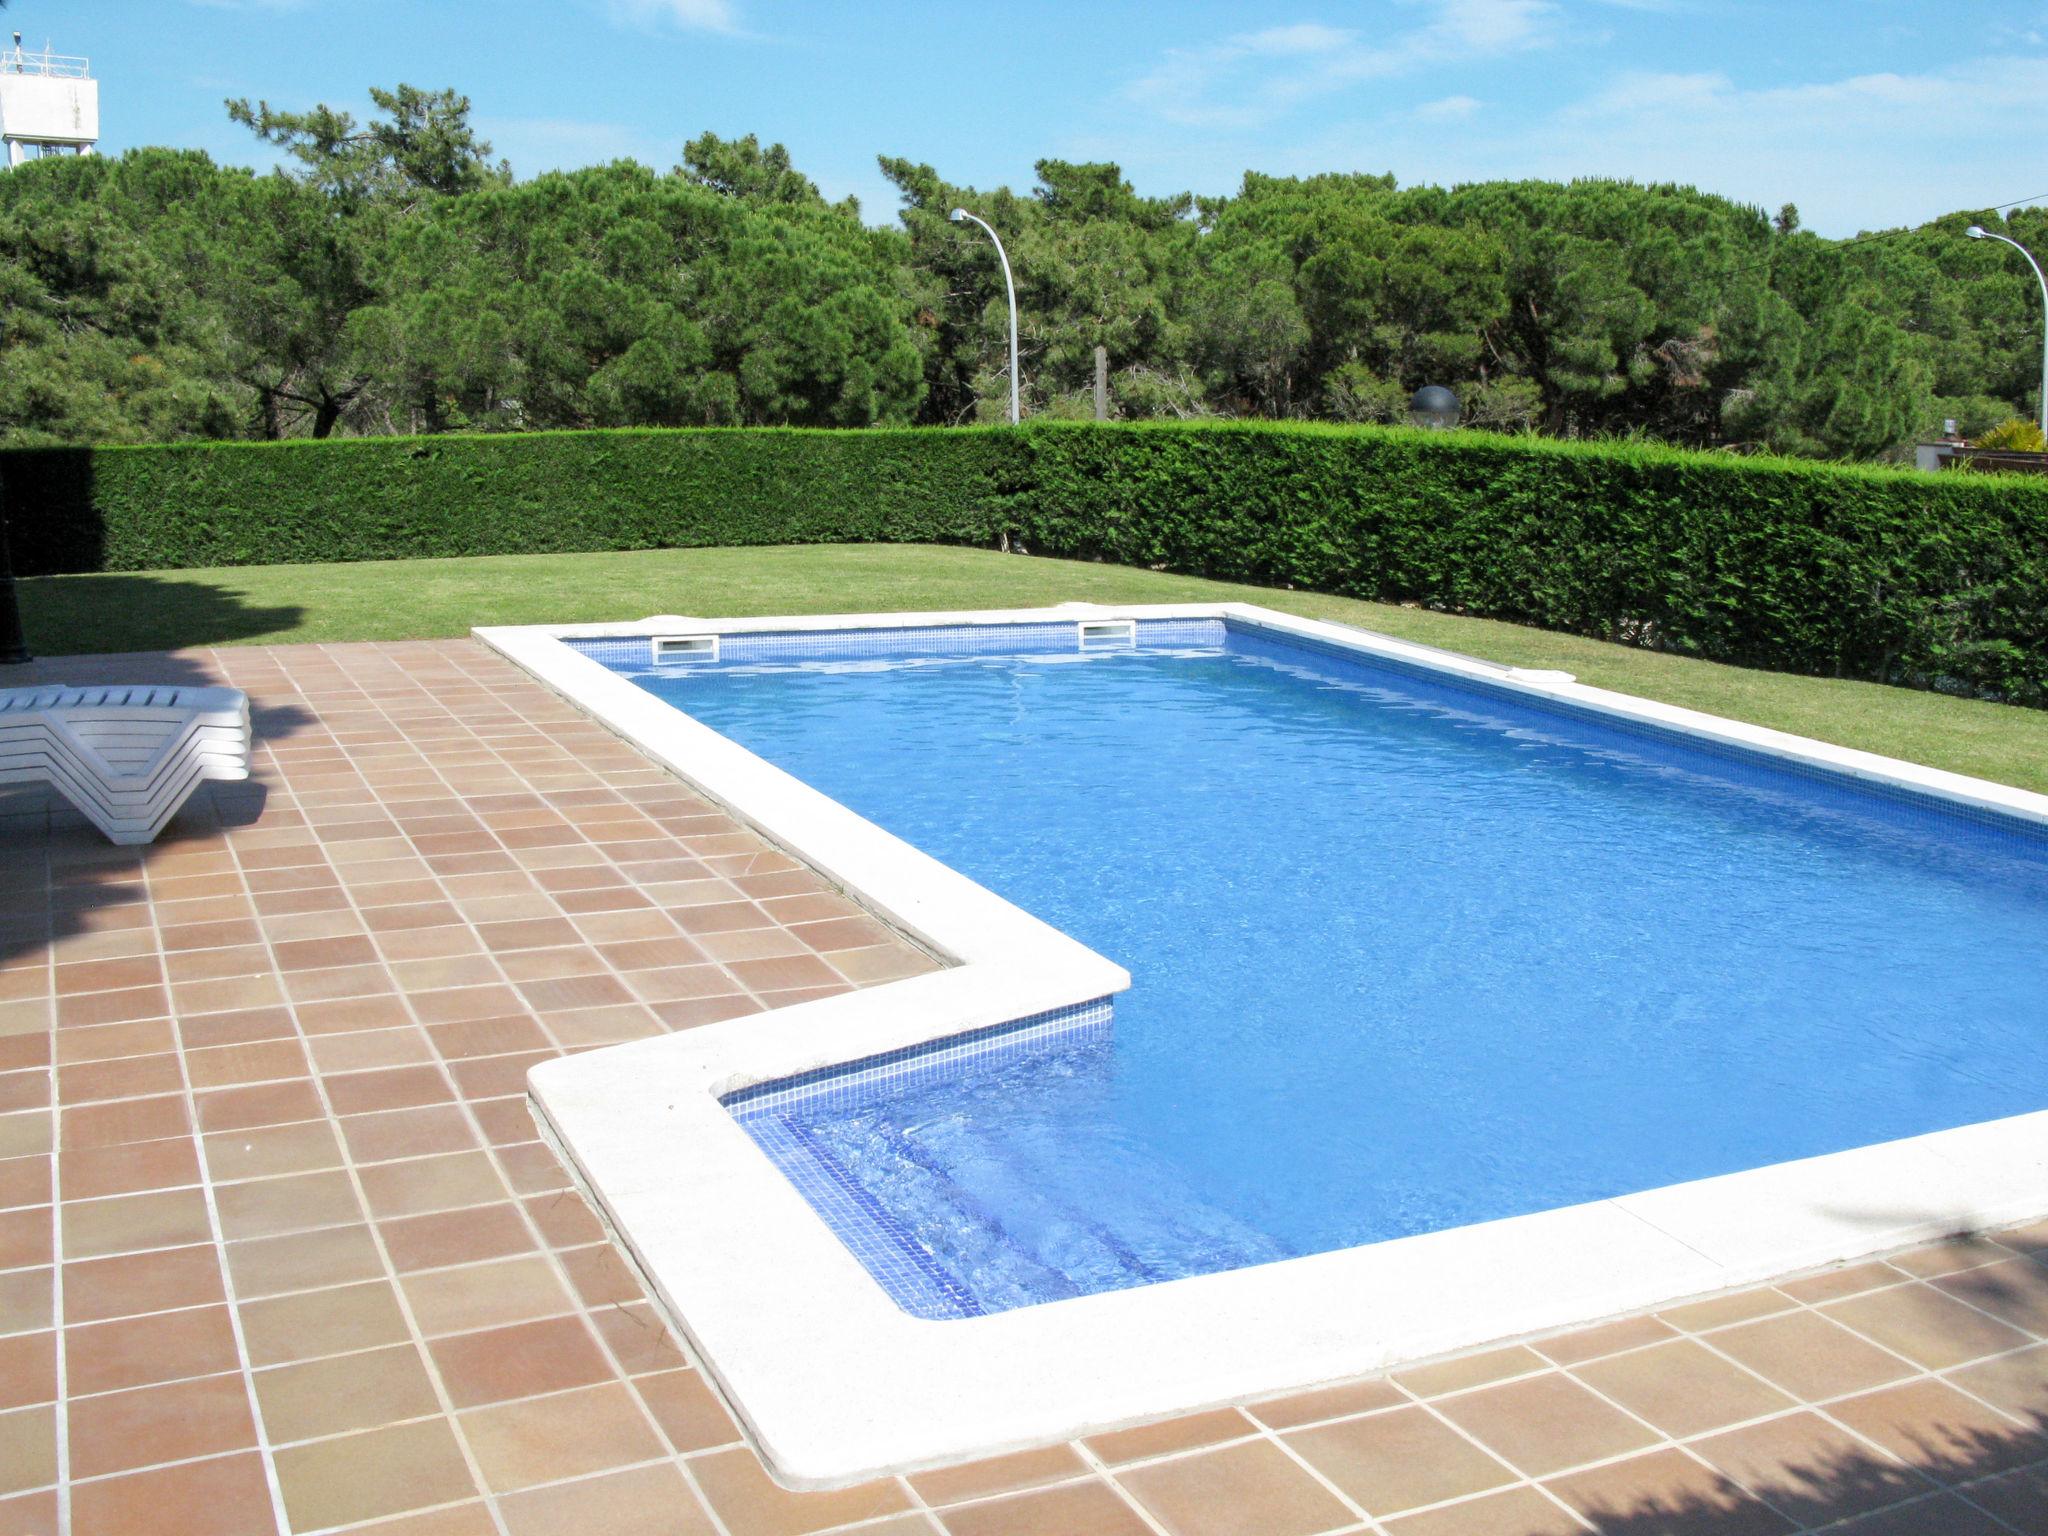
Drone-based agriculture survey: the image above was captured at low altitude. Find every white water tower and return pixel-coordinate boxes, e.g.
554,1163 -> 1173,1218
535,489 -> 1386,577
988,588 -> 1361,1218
0,35 -> 97,168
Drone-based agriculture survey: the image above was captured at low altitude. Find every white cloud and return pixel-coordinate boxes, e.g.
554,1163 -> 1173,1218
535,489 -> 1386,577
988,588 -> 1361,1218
1078,36 -> 2048,241
1415,94 -> 1482,120
475,117 -> 670,177
1422,0 -> 1553,54
1569,67 -> 1950,122
1230,52 -> 2048,236
1243,23 -> 1359,56
1536,59 -> 2048,230
1126,1 -> 1555,129
606,0 -> 742,34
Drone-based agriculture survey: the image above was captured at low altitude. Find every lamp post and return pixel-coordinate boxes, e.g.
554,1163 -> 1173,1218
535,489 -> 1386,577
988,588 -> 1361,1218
949,207 -> 1019,425
1967,224 -> 2048,442
0,474 -> 28,666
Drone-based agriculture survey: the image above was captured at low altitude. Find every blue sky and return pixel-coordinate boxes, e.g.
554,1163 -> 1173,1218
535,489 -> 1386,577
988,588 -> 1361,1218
24,0 -> 2048,235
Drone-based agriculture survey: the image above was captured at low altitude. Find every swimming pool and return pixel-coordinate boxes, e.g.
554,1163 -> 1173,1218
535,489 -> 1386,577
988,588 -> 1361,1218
485,605 -> 2048,1485
590,617 -> 2048,1321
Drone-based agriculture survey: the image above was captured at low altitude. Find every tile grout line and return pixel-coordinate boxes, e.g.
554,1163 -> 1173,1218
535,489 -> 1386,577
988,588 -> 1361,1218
136,824 -> 295,1536
399,643 -> 991,1534
1780,1272 -> 2043,1424
40,1236 -> 2027,1532
889,1470 -> 1113,1522
1395,1331 -> 1981,1531
294,1490 -> 493,1536
1307,1245 -> 2048,1527
35,1180 -> 527,1270
1385,1381 -> 1600,1532
438,785 -> 761,1536
1680,1273 -> 2040,1414
37,1159 -> 2048,1517
219,697 -> 521,1536
37,828 -> 70,1536
1062,1438 -> 1179,1536
1553,1274 -> 2035,1532
1255,1421 -> 1397,1536
399,661 -> 952,1536
311,652 -> 750,1536
1742,1287 -> 2041,1534
1942,1468 -> 2042,1536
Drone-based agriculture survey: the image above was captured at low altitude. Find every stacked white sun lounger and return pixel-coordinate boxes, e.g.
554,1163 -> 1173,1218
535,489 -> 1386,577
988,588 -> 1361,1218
0,685 -> 253,846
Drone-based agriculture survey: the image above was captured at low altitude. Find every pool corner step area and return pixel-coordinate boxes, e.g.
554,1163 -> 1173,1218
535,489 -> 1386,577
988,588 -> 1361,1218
723,997 -> 1130,1321
735,1043 -> 1294,1320
484,602 -> 2048,1488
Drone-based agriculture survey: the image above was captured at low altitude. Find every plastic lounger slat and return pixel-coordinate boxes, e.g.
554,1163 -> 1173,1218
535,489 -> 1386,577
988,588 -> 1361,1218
0,753 -> 247,811
16,717 -> 246,790
0,683 -> 252,844
0,730 -> 248,782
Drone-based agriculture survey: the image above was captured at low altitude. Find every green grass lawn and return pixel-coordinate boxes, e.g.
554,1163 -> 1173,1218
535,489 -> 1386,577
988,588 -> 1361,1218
19,542 -> 2048,793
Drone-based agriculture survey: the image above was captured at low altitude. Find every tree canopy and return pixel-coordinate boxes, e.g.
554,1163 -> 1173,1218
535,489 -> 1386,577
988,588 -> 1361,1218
0,82 -> 2038,459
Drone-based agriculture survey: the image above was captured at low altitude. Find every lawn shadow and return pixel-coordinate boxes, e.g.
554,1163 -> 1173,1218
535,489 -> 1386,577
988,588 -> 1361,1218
5,443 -> 307,652
16,572 -> 309,656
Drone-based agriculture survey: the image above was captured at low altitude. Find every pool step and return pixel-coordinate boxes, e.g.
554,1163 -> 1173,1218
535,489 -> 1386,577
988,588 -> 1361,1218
799,1110 -> 1290,1315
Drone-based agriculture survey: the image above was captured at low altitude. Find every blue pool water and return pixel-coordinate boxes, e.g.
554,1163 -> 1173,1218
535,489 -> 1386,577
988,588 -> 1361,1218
590,621 -> 2048,1318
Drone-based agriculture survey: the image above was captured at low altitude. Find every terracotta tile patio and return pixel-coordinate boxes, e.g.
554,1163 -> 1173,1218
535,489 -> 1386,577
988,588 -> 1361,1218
0,638 -> 2044,1535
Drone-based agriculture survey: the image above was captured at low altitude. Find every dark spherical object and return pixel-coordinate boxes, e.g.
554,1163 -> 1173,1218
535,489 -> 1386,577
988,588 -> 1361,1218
1408,385 -> 1461,430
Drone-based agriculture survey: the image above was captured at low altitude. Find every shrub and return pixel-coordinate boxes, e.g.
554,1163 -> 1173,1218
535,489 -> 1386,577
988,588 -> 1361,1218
0,427 -> 1015,573
1012,422 -> 2048,702
1971,418 -> 2047,454
6,420 -> 2046,702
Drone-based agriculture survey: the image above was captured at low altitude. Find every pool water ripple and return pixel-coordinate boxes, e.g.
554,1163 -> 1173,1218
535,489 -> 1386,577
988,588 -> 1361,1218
609,629 -> 2048,1315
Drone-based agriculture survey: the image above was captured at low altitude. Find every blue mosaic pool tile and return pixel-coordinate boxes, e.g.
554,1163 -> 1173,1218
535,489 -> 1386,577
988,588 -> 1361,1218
725,999 -> 1113,1320
742,1113 -> 987,1319
725,998 -> 1113,1119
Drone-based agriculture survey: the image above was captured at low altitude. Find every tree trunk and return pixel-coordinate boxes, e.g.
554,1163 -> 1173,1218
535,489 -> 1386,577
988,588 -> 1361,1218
418,376 -> 446,435
256,389 -> 285,441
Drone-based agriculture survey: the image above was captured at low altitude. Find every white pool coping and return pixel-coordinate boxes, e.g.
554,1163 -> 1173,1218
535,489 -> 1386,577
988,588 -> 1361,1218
476,602 -> 2048,1489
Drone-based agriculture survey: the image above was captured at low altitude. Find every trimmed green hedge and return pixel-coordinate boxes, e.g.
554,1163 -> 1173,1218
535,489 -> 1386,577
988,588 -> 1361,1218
1007,424 -> 2048,703
7,421 -> 2047,702
0,427 -> 1010,572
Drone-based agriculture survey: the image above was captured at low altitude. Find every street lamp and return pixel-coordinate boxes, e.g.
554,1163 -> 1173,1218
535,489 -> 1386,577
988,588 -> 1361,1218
1967,224 -> 2048,442
950,207 -> 1020,425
